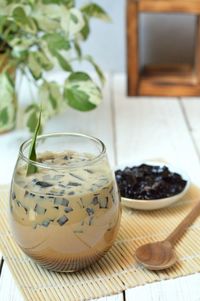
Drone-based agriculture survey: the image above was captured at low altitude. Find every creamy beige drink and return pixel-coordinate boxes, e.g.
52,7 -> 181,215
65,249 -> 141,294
10,151 -> 121,272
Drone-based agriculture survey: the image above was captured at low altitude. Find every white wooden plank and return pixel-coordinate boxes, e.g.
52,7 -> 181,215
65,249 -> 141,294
0,263 -> 23,301
125,273 -> 200,301
181,98 -> 200,157
113,74 -> 200,185
0,262 -> 124,301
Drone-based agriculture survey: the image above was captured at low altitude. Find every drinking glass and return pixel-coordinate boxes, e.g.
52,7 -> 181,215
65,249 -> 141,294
9,133 -> 121,272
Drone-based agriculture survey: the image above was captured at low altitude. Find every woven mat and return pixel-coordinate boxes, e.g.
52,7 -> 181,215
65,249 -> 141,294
1,185 -> 200,301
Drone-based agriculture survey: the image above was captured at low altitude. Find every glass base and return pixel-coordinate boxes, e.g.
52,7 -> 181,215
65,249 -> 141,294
24,247 -> 110,273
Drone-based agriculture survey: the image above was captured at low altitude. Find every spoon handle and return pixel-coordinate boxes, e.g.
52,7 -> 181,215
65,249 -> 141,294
165,201 -> 200,246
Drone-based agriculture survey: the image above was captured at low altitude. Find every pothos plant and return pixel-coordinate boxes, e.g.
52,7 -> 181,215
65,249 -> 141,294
0,0 -> 110,133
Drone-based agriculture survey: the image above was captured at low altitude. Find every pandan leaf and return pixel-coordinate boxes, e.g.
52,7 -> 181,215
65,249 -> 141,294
26,109 -> 42,176
27,110 -> 38,133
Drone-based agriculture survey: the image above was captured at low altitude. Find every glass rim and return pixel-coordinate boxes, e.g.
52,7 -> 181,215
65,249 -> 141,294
19,132 -> 106,170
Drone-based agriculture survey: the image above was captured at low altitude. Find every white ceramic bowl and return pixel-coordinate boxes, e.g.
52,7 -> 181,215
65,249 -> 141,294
115,160 -> 191,210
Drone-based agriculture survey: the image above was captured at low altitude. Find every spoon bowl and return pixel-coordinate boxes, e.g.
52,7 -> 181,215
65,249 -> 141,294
135,241 -> 177,270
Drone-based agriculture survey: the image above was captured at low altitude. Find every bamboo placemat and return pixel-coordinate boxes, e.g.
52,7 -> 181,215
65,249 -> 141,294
1,184 -> 200,301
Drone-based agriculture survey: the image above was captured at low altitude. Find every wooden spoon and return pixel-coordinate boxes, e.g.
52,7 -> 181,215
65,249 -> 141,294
135,200 -> 200,270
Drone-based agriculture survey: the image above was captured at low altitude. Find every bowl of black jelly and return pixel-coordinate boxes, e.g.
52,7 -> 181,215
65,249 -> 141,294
115,161 -> 190,210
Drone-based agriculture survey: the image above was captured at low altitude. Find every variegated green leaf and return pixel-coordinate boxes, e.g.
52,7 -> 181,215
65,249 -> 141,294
38,81 -> 63,120
85,55 -> 105,85
43,33 -> 71,55
61,8 -> 85,35
64,72 -> 102,111
36,51 -> 54,71
28,52 -> 42,79
0,107 -> 8,125
74,40 -> 82,58
12,6 -> 37,33
0,72 -> 16,132
80,15 -> 90,40
81,3 -> 111,22
55,52 -> 73,71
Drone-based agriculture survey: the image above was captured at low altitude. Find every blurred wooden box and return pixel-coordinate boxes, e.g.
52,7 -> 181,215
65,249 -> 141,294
127,0 -> 200,96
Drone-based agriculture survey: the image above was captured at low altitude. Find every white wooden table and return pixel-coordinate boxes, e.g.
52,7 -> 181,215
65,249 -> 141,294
1,74 -> 200,301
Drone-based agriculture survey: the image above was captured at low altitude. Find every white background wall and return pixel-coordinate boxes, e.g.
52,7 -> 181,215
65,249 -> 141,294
80,0 -> 197,73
